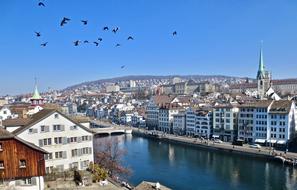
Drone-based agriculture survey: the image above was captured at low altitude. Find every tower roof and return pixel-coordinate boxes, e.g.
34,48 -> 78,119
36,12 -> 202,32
31,79 -> 42,100
257,43 -> 265,79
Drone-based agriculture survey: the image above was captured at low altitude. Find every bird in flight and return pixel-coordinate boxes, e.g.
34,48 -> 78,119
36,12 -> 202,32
60,17 -> 71,26
121,65 -> 125,69
83,40 -> 89,43
103,26 -> 109,31
127,36 -> 134,40
112,27 -> 119,34
115,43 -> 121,47
35,32 -> 41,37
81,20 -> 88,25
98,38 -> 103,42
74,40 -> 80,46
38,2 -> 45,7
94,42 -> 99,46
41,42 -> 48,47
173,31 -> 177,36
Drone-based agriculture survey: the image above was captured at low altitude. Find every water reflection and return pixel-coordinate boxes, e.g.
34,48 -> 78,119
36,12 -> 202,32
94,135 -> 297,190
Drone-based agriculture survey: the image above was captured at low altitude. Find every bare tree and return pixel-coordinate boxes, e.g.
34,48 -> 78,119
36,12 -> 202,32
95,137 -> 131,178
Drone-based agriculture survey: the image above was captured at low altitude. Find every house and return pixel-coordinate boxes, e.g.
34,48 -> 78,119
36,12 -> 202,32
158,103 -> 180,133
173,112 -> 186,135
0,127 -> 47,190
10,109 -> 94,173
0,106 -> 14,121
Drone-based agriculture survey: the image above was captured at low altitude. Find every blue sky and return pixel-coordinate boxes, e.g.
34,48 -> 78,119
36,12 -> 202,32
1,0 -> 297,95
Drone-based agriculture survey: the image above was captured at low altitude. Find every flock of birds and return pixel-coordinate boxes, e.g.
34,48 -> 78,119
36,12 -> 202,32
35,1 -> 178,68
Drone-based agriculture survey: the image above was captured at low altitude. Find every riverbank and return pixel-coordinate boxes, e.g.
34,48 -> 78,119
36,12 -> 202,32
132,128 -> 297,166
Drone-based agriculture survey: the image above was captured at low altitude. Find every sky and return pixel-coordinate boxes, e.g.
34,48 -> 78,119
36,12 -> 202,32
1,0 -> 297,95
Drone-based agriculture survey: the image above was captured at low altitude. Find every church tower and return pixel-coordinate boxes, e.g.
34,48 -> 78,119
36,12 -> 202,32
30,79 -> 44,106
257,43 -> 271,99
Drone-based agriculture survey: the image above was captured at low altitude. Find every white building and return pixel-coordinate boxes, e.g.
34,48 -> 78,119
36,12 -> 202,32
185,107 -> 196,136
11,109 -> 94,173
158,104 -> 179,133
0,106 -> 14,121
213,105 -> 239,142
173,112 -> 186,135
195,109 -> 212,138
145,101 -> 159,130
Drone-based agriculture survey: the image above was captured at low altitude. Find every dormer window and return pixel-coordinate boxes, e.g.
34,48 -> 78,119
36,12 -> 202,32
19,160 -> 26,168
0,161 -> 4,169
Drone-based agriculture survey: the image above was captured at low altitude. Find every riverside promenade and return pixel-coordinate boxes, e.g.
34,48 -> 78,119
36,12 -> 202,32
132,128 -> 297,165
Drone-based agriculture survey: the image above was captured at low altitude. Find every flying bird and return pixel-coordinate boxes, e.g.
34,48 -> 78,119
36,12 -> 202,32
81,20 -> 88,25
103,26 -> 109,31
98,38 -> 103,42
60,17 -> 70,26
127,36 -> 134,40
115,43 -> 121,47
83,40 -> 89,43
172,31 -> 177,36
121,65 -> 125,69
73,40 -> 80,46
40,42 -> 48,47
94,42 -> 99,46
112,27 -> 119,33
35,32 -> 41,37
38,2 -> 45,7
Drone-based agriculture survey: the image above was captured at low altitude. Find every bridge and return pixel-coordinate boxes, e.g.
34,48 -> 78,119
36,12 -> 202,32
91,126 -> 133,136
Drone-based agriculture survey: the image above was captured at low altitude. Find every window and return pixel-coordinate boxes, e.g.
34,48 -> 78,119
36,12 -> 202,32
54,114 -> 59,119
19,160 -> 26,168
40,125 -> 45,132
55,151 -> 63,159
45,153 -> 53,160
71,125 -> 78,130
71,149 -> 78,157
0,161 -> 4,169
22,178 -> 32,185
53,125 -> 61,131
0,143 -> 3,151
54,137 -> 62,144
70,137 -> 77,143
43,138 -> 52,146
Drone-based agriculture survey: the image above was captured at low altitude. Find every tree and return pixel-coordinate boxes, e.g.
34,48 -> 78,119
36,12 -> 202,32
95,137 -> 131,178
88,162 -> 108,182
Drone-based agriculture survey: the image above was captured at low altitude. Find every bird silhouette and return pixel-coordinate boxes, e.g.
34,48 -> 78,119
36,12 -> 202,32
41,42 -> 48,47
112,27 -> 119,33
173,31 -> 177,36
35,32 -> 41,37
60,17 -> 71,26
83,40 -> 89,43
127,36 -> 134,40
115,43 -> 121,47
94,42 -> 99,46
81,20 -> 88,25
103,26 -> 109,31
121,65 -> 125,69
98,38 -> 103,42
74,40 -> 80,46
38,2 -> 45,7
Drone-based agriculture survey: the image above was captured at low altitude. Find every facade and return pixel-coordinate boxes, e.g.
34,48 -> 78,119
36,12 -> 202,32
185,107 -> 196,136
145,101 -> 159,130
12,109 -> 94,173
172,112 -> 186,135
0,128 -> 47,190
195,110 -> 213,138
158,104 -> 179,133
106,85 -> 120,93
0,106 -> 13,121
213,105 -> 239,142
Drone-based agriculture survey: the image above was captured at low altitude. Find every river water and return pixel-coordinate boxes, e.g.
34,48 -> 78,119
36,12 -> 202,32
94,134 -> 297,190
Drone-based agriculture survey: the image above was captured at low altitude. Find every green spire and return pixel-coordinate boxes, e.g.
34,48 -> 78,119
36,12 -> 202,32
257,41 -> 265,79
31,78 -> 42,100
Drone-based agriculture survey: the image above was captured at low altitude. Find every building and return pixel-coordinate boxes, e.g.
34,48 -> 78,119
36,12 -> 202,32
230,45 -> 297,96
173,112 -> 186,135
213,105 -> 239,142
195,109 -> 213,138
158,103 -> 179,133
0,127 -> 47,190
6,109 -> 94,173
0,106 -> 14,121
185,107 -> 196,136
106,84 -> 120,93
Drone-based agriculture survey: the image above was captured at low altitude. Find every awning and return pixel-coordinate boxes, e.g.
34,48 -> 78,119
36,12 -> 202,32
255,139 -> 266,143
277,140 -> 286,145
267,139 -> 277,143
212,135 -> 220,138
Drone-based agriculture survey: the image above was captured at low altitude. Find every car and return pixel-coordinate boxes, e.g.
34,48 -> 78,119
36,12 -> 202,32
214,139 -> 223,143
249,144 -> 261,149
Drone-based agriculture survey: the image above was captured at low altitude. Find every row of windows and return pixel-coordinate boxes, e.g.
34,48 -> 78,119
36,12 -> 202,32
0,159 -> 26,169
28,124 -> 79,134
39,136 -> 92,147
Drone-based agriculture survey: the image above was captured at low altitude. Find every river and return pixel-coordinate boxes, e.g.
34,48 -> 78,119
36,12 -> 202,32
94,134 -> 297,190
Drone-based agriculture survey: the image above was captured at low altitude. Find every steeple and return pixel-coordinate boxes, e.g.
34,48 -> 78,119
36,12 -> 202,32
30,78 -> 43,106
257,41 -> 265,79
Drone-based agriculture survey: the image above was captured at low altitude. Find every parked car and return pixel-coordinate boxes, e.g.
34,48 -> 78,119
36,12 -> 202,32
249,144 -> 261,149
214,139 -> 223,144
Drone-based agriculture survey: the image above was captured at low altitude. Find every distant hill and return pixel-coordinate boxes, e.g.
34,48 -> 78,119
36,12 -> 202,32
63,74 -> 251,91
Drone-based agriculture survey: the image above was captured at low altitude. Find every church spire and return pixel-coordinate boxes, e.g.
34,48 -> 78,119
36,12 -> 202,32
257,41 -> 265,79
30,77 -> 43,106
